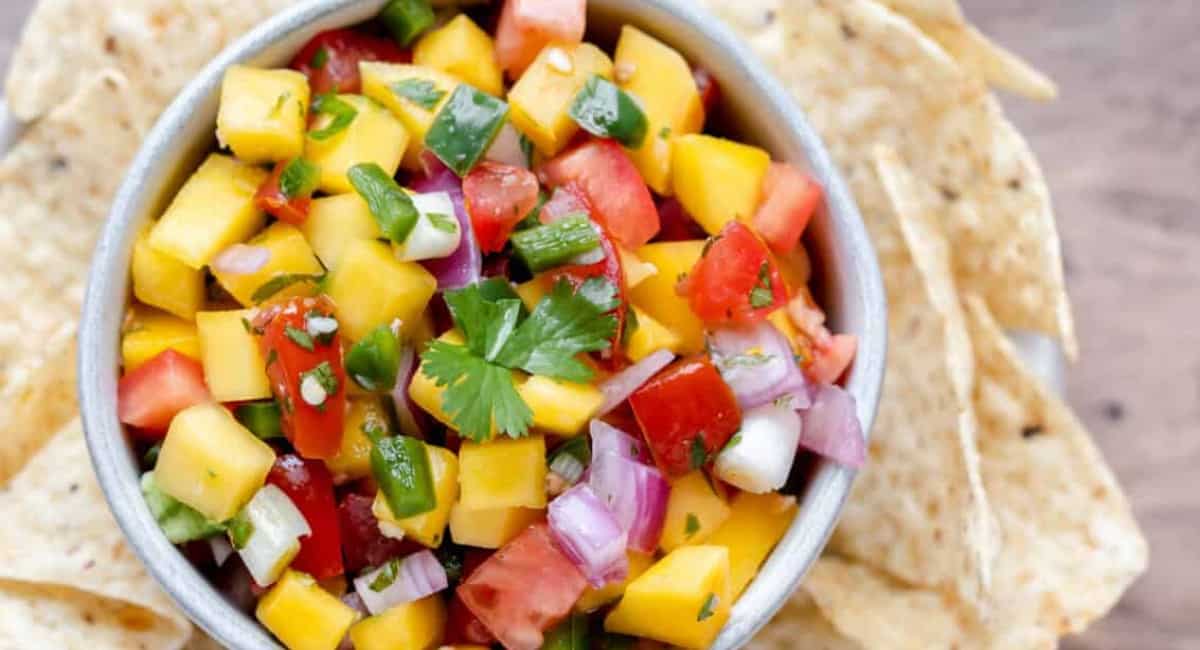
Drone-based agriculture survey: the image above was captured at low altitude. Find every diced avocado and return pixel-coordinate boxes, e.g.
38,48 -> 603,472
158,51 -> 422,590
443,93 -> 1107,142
195,309 -> 272,402
305,94 -> 409,194
216,65 -> 311,164
508,43 -> 613,156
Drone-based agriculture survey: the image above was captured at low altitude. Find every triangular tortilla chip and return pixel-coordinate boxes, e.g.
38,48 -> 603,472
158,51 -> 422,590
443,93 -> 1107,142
748,590 -> 863,650
0,322 -> 77,484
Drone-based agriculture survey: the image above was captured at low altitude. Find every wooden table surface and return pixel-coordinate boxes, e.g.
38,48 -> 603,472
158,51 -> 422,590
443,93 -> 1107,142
1,1 -> 1195,648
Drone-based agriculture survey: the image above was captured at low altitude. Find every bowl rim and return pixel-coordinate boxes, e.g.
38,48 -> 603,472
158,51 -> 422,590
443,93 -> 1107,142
79,0 -> 886,648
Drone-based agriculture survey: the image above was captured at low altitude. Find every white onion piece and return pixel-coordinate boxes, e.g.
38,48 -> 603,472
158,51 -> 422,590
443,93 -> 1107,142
548,484 -> 629,587
714,401 -> 803,493
709,322 -> 811,410
353,550 -> 448,615
588,452 -> 669,554
394,191 -> 463,262
589,419 -> 650,464
236,484 -> 311,587
208,536 -> 234,568
798,384 -> 866,468
485,122 -> 528,168
211,244 -> 270,275
598,349 -> 675,415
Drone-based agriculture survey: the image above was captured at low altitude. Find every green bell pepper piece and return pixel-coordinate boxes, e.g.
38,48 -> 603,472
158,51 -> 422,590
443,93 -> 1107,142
141,472 -> 226,544
569,75 -> 649,148
426,85 -> 510,177
346,325 -> 402,391
511,214 -> 601,272
380,0 -> 435,47
234,401 -> 283,440
543,613 -> 589,650
348,162 -> 420,244
371,435 -> 436,518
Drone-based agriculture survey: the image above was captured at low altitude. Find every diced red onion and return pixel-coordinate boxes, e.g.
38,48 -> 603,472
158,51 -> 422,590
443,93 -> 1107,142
598,349 -> 674,415
390,345 -> 426,438
211,244 -> 270,275
485,122 -> 527,168
588,452 -> 669,554
337,593 -> 369,650
798,384 -> 866,468
352,549 -> 448,616
709,321 -> 812,410
548,484 -> 629,587
589,419 -> 650,464
413,154 -> 482,289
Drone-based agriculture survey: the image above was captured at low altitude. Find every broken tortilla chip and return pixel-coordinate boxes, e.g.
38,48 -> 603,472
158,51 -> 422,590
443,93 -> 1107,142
0,322 -> 77,485
746,590 -> 864,650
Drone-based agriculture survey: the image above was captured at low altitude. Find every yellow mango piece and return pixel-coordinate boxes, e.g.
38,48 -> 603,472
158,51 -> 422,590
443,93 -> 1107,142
325,239 -> 437,342
576,551 -> 654,613
148,154 -> 268,269
305,94 -> 409,194
131,232 -> 205,320
659,471 -> 731,552
301,193 -> 382,270
707,492 -> 798,598
604,545 -> 732,649
671,134 -> 770,235
614,26 -> 705,194
629,241 -> 706,354
212,222 -> 323,307
625,306 -> 681,363
195,309 -> 272,402
325,398 -> 388,482
373,445 -> 458,547
771,246 -> 812,294
458,436 -> 546,510
448,503 -> 542,549
257,570 -> 359,650
154,403 -> 276,522
514,276 -> 549,311
217,65 -> 310,164
349,595 -> 445,650
517,375 -> 602,436
509,43 -> 613,156
360,62 -> 461,170
617,246 -> 657,289
413,15 -> 503,97
121,306 -> 201,371
408,331 -> 465,431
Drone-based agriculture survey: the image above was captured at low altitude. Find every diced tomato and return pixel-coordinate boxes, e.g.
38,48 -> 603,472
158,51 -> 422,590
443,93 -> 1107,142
336,493 -> 415,574
266,455 -> 344,580
463,162 -> 541,253
495,0 -> 587,79
254,159 -> 312,225
446,593 -> 498,645
807,333 -> 858,385
117,349 -> 211,436
548,221 -> 629,363
752,163 -> 822,254
256,296 -> 348,459
691,66 -> 722,116
682,222 -> 788,324
655,197 -> 707,242
290,28 -> 410,95
458,523 -> 588,650
628,356 -> 742,478
539,139 -> 660,249
537,186 -> 589,224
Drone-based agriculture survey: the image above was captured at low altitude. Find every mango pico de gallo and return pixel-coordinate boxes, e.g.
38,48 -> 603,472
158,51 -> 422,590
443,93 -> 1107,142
117,1 -> 865,648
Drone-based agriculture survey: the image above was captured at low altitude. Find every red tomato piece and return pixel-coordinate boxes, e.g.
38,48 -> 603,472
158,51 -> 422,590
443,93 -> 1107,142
463,162 -> 541,253
691,66 -> 722,116
336,493 -> 415,574
537,186 -> 589,224
752,163 -> 822,254
254,159 -> 312,225
495,0 -> 587,79
655,197 -> 707,242
548,221 -> 628,362
266,455 -> 344,580
682,222 -> 788,324
117,349 -> 210,436
539,139 -> 660,249
257,296 -> 348,459
806,333 -> 858,385
458,523 -> 588,650
291,28 -> 410,95
446,593 -> 498,645
628,356 -> 742,478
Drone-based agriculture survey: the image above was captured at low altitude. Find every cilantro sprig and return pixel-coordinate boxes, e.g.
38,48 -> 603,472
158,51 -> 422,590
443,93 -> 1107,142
420,278 -> 619,441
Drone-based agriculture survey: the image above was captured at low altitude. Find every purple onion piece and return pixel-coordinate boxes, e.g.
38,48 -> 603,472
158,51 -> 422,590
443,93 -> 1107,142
798,384 -> 866,468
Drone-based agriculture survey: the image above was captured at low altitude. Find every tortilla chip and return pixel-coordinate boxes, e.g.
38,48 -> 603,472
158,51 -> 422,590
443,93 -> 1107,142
698,0 -> 1076,357
0,322 -> 77,484
747,590 -> 864,650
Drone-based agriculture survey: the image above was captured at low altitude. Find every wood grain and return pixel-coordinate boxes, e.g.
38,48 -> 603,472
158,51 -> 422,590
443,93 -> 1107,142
0,0 -> 1195,647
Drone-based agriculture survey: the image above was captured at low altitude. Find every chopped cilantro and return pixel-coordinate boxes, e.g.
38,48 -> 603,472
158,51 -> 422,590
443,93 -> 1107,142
749,261 -> 775,309
689,436 -> 709,470
659,126 -> 672,139
269,91 -> 291,118
716,351 -> 774,371
519,133 -> 535,168
426,211 -> 458,234
369,558 -> 400,592
285,325 -> 315,351
697,593 -> 719,621
302,362 -> 339,396
621,305 -> 640,348
308,93 -> 358,141
310,46 -> 329,70
684,513 -> 700,538
227,512 -> 254,550
391,78 -> 446,110
250,273 -> 323,304
279,158 -> 320,199
305,312 -> 339,345
723,431 -> 743,452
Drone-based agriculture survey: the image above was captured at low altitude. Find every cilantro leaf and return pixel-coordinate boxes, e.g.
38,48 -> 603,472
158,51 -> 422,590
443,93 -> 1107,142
391,78 -> 446,111
495,279 -> 618,381
421,340 -> 533,441
697,593 -> 719,621
684,513 -> 700,538
251,273 -> 324,304
285,325 -> 315,351
308,93 -> 358,141
689,436 -> 709,470
749,261 -> 775,309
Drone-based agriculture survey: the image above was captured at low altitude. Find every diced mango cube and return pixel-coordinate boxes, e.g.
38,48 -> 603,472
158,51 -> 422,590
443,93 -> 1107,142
604,545 -> 732,649
195,309 -> 272,402
300,193 -> 382,270
257,570 -> 359,650
413,15 -> 503,97
625,306 -> 682,363
325,398 -> 388,482
408,331 -> 464,431
458,436 -> 546,510
305,94 -> 409,194
360,62 -> 460,170
325,239 -> 437,342
614,26 -> 705,194
517,375 -> 603,436
154,403 -> 276,522
217,65 -> 311,164
509,43 -> 613,156
373,444 -> 458,547
707,492 -> 798,597
212,222 -> 323,306
448,503 -> 542,549
131,231 -> 205,320
576,551 -> 654,613
628,241 -> 706,354
121,306 -> 201,371
148,154 -> 267,269
659,471 -> 731,552
671,135 -> 770,235
618,246 -> 657,289
514,276 -> 548,311
349,595 -> 446,650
